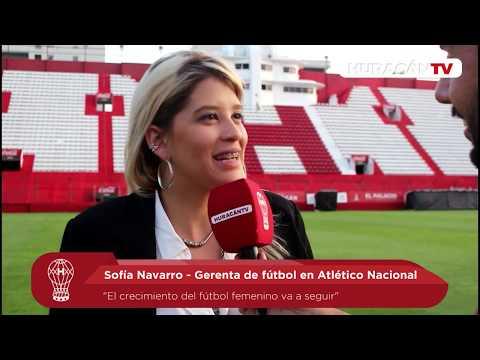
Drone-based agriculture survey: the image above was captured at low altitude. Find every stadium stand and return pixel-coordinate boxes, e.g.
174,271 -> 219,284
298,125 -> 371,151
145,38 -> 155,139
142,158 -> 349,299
245,105 -> 340,175
379,86 -> 477,176
2,70 -> 98,172
254,145 -> 307,174
2,59 -> 477,211
110,74 -> 137,173
313,86 -> 435,175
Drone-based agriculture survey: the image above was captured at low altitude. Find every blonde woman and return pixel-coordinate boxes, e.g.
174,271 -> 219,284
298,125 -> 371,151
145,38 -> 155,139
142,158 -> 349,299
52,51 -> 344,316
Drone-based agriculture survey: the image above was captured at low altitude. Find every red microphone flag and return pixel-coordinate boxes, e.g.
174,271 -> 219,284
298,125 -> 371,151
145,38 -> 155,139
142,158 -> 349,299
208,178 -> 273,253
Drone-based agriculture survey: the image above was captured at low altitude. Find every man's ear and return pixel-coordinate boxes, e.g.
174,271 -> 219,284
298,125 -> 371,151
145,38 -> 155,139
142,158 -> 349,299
145,124 -> 170,160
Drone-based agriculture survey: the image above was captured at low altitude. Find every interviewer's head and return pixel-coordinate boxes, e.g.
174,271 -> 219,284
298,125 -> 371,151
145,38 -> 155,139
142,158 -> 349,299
125,51 -> 247,196
435,45 -> 478,167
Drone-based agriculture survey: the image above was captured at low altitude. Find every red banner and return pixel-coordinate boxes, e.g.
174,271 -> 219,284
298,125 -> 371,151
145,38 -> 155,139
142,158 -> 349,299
277,192 -> 306,204
96,186 -> 118,194
351,155 -> 369,163
2,148 -> 22,159
341,191 -> 404,204
32,253 -> 448,308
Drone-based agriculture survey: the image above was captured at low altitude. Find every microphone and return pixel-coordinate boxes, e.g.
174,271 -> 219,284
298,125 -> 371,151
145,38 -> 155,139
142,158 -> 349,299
208,178 -> 273,315
208,178 -> 273,258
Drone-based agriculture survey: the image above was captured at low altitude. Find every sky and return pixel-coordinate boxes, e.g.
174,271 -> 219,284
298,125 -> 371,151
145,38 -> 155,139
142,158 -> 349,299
105,45 -> 447,74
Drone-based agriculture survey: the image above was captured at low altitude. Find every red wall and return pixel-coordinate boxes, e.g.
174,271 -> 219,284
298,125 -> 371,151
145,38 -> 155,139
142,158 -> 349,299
2,58 -> 150,81
3,59 -> 437,98
3,170 -> 475,212
120,63 -> 150,81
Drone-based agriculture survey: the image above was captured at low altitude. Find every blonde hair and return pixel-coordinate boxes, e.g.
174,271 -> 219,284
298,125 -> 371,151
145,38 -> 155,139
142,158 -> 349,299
125,50 -> 244,196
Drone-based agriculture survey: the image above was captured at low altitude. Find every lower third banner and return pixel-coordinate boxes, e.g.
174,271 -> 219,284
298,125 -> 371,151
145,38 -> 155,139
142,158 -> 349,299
32,253 -> 448,308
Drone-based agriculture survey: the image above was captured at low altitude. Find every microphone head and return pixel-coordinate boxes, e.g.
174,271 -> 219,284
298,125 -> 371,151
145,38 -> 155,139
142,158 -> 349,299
208,178 -> 273,253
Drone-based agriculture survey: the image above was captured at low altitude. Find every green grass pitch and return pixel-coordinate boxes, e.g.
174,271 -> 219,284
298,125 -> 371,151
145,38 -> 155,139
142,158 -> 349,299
2,210 -> 477,315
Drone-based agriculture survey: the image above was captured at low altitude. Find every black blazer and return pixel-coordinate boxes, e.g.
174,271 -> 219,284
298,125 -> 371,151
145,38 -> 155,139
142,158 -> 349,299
50,191 -> 313,316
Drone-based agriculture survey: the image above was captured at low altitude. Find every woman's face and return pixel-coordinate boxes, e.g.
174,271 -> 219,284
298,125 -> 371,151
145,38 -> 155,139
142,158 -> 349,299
163,77 -> 248,191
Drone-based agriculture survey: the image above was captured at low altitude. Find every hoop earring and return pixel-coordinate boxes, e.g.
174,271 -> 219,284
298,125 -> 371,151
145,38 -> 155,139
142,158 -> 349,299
157,159 -> 174,190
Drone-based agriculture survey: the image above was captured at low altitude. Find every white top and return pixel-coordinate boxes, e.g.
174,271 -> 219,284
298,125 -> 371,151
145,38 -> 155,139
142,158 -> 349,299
154,191 -> 242,315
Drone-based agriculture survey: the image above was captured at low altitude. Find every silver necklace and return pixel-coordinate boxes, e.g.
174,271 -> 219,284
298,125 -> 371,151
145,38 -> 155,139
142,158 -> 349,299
181,230 -> 214,248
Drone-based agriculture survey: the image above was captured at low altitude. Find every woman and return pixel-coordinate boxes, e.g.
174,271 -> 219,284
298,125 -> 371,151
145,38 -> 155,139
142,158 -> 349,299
52,50 -> 343,315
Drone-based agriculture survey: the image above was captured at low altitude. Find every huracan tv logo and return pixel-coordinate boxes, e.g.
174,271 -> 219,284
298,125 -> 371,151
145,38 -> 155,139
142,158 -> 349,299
210,204 -> 253,224
338,58 -> 462,79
